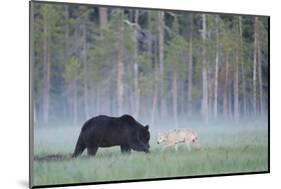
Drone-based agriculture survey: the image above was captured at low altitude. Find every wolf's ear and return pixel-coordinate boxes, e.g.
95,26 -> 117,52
145,125 -> 149,130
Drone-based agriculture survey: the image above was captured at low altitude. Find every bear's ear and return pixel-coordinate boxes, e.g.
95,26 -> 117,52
145,125 -> 149,130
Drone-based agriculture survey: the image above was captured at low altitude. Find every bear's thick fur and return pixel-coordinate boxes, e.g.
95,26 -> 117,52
72,114 -> 150,157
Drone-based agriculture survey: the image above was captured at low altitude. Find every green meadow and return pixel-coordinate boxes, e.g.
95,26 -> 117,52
32,121 -> 268,187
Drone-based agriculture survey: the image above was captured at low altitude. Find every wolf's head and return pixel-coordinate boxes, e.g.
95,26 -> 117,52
157,132 -> 168,144
190,133 -> 198,143
189,131 -> 201,149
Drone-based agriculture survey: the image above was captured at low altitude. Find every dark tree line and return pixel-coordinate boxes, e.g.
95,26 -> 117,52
31,2 -> 269,127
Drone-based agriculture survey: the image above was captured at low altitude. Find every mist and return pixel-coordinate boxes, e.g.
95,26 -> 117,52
31,2 -> 269,142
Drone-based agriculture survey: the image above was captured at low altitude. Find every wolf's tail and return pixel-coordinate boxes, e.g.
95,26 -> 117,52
72,132 -> 86,158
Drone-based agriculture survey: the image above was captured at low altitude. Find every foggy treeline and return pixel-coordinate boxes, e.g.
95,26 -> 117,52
31,2 -> 269,127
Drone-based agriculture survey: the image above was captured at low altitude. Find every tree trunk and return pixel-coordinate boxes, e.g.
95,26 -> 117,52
257,19 -> 264,116
214,15 -> 219,119
201,14 -> 208,124
31,2 -> 36,127
172,71 -> 178,128
117,12 -> 125,116
179,81 -> 184,115
33,103 -> 37,127
253,17 -> 258,116
151,85 -> 158,125
228,84 -> 232,117
208,76 -> 213,118
96,87 -> 101,115
82,22 -> 89,119
223,54 -> 229,117
158,11 -> 165,118
64,5 -> 70,122
241,62 -> 247,116
133,10 -> 140,119
133,61 -> 140,118
239,16 -> 247,117
72,80 -> 78,124
234,49 -> 239,121
64,5 -> 69,58
42,11 -> 50,127
188,14 -> 193,116
98,7 -> 108,115
152,28 -> 159,124
99,7 -> 108,27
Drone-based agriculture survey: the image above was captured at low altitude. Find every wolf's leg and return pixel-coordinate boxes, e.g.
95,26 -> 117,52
175,144 -> 178,151
195,142 -> 202,150
185,142 -> 191,151
162,143 -> 173,151
161,145 -> 168,151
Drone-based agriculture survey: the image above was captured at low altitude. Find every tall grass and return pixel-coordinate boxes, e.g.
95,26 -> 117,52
32,122 -> 268,186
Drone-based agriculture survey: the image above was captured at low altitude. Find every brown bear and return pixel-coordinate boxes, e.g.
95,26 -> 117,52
72,114 -> 150,157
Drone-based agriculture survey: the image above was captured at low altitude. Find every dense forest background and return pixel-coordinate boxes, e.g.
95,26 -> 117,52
31,2 -> 269,128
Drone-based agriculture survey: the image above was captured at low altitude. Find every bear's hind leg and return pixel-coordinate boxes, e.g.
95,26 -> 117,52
120,145 -> 131,154
87,146 -> 98,156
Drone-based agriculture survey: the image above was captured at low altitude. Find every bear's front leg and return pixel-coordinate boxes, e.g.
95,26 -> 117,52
120,144 -> 131,154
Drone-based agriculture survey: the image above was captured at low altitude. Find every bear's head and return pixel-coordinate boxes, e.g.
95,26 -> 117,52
138,125 -> 150,152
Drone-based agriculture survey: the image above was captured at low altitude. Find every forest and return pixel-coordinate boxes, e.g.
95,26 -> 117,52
31,2 -> 269,128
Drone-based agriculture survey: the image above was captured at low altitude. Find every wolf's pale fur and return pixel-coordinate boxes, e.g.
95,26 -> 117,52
157,128 -> 201,151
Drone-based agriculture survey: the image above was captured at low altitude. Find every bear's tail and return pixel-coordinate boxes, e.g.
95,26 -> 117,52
72,133 -> 86,158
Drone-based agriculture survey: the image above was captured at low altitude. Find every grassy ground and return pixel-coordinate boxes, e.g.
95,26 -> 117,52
32,122 -> 268,186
